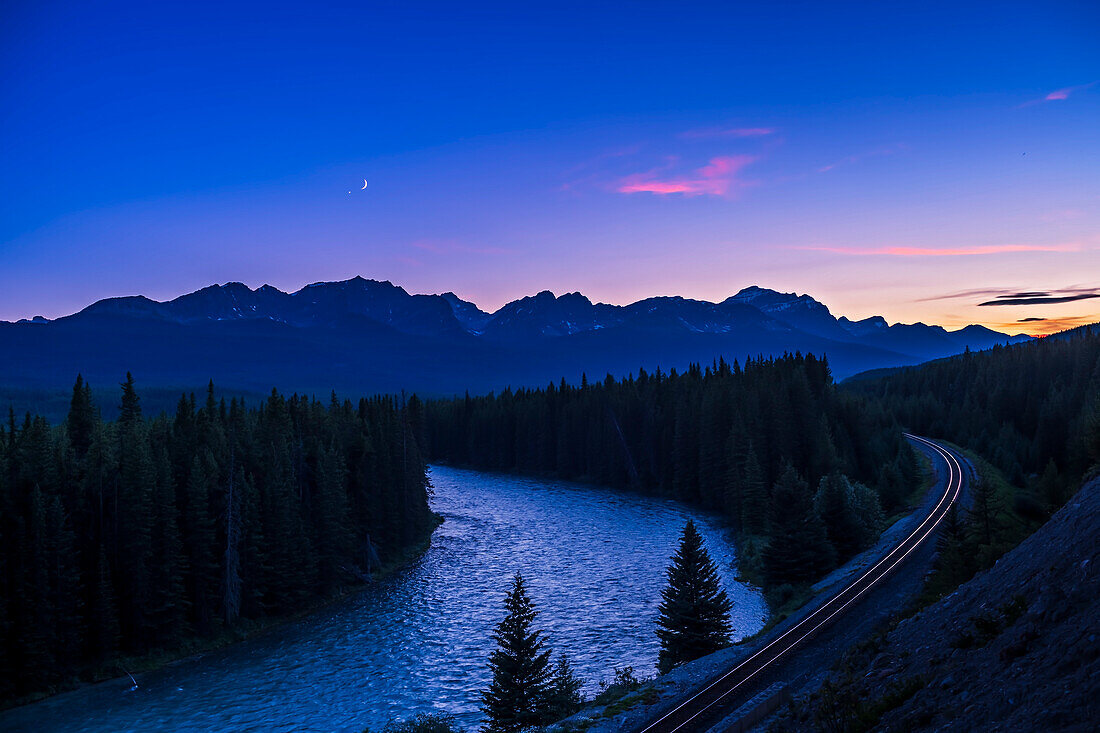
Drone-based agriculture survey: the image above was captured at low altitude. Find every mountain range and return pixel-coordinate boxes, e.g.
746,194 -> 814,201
0,277 -> 1030,403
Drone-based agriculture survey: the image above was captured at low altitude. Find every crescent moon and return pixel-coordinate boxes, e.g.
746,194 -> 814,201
360,179 -> 368,190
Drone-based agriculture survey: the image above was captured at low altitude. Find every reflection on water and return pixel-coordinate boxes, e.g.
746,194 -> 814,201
2,466 -> 767,732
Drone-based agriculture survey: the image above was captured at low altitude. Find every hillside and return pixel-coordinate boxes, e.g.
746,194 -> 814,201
773,472 -> 1100,731
848,325 -> 1100,494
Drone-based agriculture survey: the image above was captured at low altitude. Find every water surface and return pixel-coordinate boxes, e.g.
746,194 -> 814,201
2,466 -> 767,732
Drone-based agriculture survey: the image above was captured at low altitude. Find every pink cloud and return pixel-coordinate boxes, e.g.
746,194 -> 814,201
679,127 -> 775,139
1020,80 -> 1098,106
616,155 -> 758,197
799,243 -> 1082,256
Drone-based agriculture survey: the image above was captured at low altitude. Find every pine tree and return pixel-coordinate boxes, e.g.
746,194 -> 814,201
182,453 -> 219,631
848,481 -> 885,550
740,444 -> 768,536
764,465 -> 836,586
115,372 -> 156,650
481,574 -> 553,733
656,520 -> 732,674
545,653 -> 586,720
66,375 -> 96,459
933,505 -> 973,590
813,472 -> 863,560
147,433 -> 189,644
314,444 -> 353,593
86,541 -> 120,662
1036,458 -> 1065,508
967,472 -> 1002,549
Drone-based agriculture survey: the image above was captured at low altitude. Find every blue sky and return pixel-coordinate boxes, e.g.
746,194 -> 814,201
2,1 -> 1098,332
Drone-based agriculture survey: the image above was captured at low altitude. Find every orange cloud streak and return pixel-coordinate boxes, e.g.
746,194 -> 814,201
989,316 -> 1099,336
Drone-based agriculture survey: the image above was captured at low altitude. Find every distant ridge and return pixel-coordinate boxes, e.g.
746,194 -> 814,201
0,277 -> 1031,398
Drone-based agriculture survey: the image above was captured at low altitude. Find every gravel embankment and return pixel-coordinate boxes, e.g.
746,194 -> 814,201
774,473 -> 1100,732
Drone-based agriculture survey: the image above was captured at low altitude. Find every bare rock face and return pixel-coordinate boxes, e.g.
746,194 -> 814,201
776,474 -> 1100,732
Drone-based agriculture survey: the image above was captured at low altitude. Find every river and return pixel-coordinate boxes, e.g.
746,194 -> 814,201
1,466 -> 767,732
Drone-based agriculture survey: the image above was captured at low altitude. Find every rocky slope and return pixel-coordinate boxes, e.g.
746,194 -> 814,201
773,474 -> 1100,732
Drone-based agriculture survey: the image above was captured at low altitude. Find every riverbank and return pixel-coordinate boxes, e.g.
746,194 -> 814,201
1,512 -> 445,713
1,467 -> 765,733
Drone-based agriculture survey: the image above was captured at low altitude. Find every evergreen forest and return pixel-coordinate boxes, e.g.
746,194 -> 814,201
0,375 -> 434,701
852,326 -> 1100,509
425,353 -> 920,588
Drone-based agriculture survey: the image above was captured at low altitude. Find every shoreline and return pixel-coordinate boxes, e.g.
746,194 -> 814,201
1,513 -> 445,714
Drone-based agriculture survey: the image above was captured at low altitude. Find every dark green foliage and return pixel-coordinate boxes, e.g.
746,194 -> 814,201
917,505 -> 971,605
546,653 -> 586,720
1033,458 -> 1065,511
966,473 -> 1003,550
851,325 -> 1100,500
593,667 -> 640,705
765,466 -> 836,586
950,598 -> 1028,652
427,354 -> 911,592
853,330 -> 1100,619
428,355 -> 905,511
813,473 -> 883,561
915,459 -> 1041,611
481,574 -> 553,733
794,674 -> 927,733
656,521 -> 732,673
740,444 -> 768,536
0,376 -> 433,701
66,375 -> 96,459
591,666 -> 648,709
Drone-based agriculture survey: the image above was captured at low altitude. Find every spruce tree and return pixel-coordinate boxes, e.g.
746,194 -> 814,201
314,445 -> 353,593
115,372 -> 156,650
545,653 -> 586,720
182,453 -> 220,631
147,433 -> 189,643
656,520 -> 732,674
848,480 -> 885,550
740,444 -> 768,536
481,574 -> 553,733
924,504 -> 974,598
813,472 -> 863,560
967,472 -> 1002,549
66,374 -> 96,459
764,465 -> 836,586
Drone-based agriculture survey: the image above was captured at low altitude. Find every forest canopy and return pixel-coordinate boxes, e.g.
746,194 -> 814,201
850,326 -> 1100,508
0,375 -> 434,701
425,353 -> 918,588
